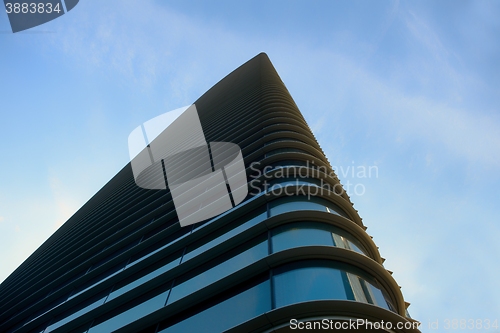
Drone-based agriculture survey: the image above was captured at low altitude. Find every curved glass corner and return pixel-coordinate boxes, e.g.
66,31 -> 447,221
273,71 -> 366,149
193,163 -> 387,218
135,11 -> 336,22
271,221 -> 368,256
273,260 -> 395,312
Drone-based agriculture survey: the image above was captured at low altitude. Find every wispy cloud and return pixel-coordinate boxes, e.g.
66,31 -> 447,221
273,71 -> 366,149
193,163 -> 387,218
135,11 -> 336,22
51,0 -> 250,97
49,175 -> 80,229
275,47 -> 500,173
406,10 -> 451,62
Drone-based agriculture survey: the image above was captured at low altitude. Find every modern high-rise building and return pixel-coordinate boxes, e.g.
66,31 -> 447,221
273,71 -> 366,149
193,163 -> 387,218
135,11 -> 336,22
0,53 -> 420,333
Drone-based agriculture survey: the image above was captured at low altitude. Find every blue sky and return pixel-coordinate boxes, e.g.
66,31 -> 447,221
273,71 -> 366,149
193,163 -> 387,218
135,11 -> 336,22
1,0 -> 499,330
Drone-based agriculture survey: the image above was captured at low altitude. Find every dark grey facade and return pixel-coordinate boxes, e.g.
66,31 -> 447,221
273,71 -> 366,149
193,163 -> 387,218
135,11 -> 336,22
0,53 -> 420,333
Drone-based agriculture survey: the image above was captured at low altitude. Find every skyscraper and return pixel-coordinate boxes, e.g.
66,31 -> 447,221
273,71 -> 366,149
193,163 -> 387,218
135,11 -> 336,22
0,53 -> 420,332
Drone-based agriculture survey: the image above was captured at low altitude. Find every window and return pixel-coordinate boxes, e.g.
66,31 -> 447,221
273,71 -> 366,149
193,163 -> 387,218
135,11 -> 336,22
88,239 -> 140,272
269,177 -> 323,188
69,261 -> 127,300
45,291 -> 109,332
269,196 -> 348,218
273,260 -> 394,312
167,235 -> 268,305
15,292 -> 71,330
88,289 -> 170,333
127,225 -> 191,268
273,260 -> 351,308
158,277 -> 270,333
271,221 -> 368,256
106,253 -> 182,302
183,208 -> 267,263
272,222 -> 334,252
331,234 -> 365,255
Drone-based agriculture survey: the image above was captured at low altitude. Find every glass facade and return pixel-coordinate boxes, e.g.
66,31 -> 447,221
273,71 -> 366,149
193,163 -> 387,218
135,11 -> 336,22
22,207 -> 393,332
4,188 -> 399,332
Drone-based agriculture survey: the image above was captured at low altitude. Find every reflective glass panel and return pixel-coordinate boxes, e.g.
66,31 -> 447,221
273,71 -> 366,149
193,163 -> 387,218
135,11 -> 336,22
167,236 -> 268,304
45,293 -> 108,332
107,255 -> 181,302
127,227 -> 191,268
272,222 -> 368,256
88,239 -> 140,272
271,222 -> 334,252
331,234 -> 367,256
88,290 -> 169,333
273,260 -> 394,312
69,262 -> 126,300
269,196 -> 327,216
365,281 -> 391,310
160,279 -> 271,333
20,293 -> 71,328
268,177 -> 323,190
347,240 -> 363,254
273,260 -> 348,308
183,209 -> 267,262
270,196 -> 348,219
